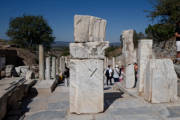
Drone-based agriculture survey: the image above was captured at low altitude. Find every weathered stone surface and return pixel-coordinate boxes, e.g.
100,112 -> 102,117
122,30 -> 136,65
125,64 -> 135,89
39,45 -> 45,80
56,58 -> 59,74
144,59 -> 178,103
5,65 -> 14,77
74,15 -> 106,43
59,57 -> 65,73
70,59 -> 104,114
137,40 -> 153,94
70,41 -> 109,59
45,57 -> 51,80
51,57 -> 56,79
26,70 -> 35,80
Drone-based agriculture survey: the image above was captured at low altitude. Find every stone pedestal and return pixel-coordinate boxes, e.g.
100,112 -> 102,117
45,57 -> 51,80
70,59 -> 104,114
137,40 -> 153,94
144,59 -> 178,103
39,45 -> 45,80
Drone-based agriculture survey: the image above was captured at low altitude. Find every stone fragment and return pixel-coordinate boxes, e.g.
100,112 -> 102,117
74,15 -> 106,43
15,66 -> 29,77
144,59 -> 178,103
70,59 -> 104,114
137,40 -> 153,94
26,70 -> 35,80
5,65 -> 14,77
125,64 -> 135,89
19,66 -> 29,77
122,30 -> 136,65
70,41 -> 109,59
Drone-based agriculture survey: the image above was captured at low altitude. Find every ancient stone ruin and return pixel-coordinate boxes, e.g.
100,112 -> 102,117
144,59 -> 178,103
70,15 -> 109,114
122,30 -> 136,89
137,40 -> 153,94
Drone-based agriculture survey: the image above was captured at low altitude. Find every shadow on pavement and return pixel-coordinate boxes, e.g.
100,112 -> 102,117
104,92 -> 124,111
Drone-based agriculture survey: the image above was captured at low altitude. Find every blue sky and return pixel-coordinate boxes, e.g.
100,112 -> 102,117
0,0 -> 153,42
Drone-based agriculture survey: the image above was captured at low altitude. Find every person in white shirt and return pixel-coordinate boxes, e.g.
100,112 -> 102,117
113,65 -> 120,82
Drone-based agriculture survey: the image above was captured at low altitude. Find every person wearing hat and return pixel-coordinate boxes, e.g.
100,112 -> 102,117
113,65 -> 120,82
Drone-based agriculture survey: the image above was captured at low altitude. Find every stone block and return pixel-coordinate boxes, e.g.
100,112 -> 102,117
5,65 -> 14,77
74,15 -> 106,42
122,30 -> 136,65
70,41 -> 109,59
144,59 -> 178,103
137,40 -> 153,94
26,70 -> 35,80
70,59 -> 104,114
125,64 -> 135,89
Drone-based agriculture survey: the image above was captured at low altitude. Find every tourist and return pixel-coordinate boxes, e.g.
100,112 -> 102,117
175,20 -> 180,61
105,65 -> 113,86
133,63 -> 138,88
64,66 -> 70,87
113,65 -> 120,82
119,66 -> 124,82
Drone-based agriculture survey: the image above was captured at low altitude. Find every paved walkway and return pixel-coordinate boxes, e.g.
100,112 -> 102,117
22,84 -> 180,120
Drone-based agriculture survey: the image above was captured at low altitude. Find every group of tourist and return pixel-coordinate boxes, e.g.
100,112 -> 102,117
105,63 -> 138,87
105,65 -> 125,86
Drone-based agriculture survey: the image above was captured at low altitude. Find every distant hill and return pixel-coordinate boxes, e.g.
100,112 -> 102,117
52,41 -> 70,47
110,42 -> 121,46
52,41 -> 121,47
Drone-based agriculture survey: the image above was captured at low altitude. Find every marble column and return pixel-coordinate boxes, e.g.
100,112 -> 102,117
39,45 -> 45,80
51,57 -> 56,79
137,40 -> 153,94
45,56 -> 51,80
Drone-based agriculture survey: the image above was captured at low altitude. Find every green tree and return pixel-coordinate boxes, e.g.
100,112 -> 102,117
145,0 -> 180,44
7,15 -> 55,50
147,0 -> 180,24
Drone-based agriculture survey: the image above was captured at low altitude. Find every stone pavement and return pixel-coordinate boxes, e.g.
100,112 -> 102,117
22,84 -> 180,120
